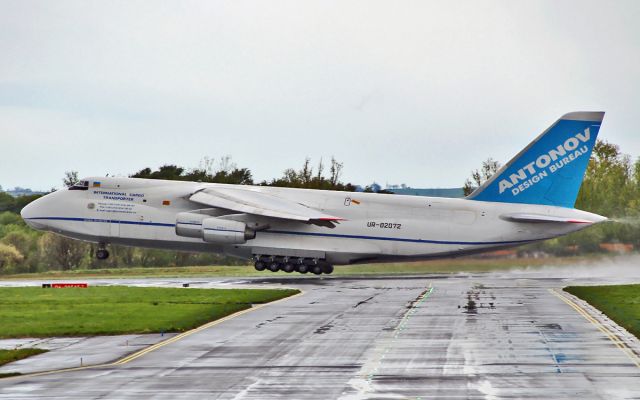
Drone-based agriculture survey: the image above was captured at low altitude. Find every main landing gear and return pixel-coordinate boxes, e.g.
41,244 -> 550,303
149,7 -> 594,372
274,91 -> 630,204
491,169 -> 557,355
96,243 -> 110,260
253,256 -> 334,275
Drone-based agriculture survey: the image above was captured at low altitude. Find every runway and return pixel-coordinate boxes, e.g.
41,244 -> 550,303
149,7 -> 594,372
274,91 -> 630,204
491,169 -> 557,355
1,265 -> 640,399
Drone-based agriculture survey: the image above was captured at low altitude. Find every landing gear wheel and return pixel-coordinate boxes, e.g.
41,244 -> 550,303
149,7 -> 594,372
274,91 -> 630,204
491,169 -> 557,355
268,263 -> 280,272
297,264 -> 308,274
282,263 -> 295,273
96,249 -> 109,260
254,261 -> 266,271
321,264 -> 334,275
311,265 -> 322,275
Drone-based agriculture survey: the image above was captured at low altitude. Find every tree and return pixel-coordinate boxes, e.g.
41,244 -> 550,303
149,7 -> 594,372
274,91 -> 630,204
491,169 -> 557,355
63,171 -> 79,188
0,192 -> 15,212
463,158 -> 501,196
131,157 -> 253,185
1,230 -> 32,258
131,165 -> 185,180
575,140 -> 633,216
1,228 -> 40,272
0,211 -> 21,226
0,243 -> 24,272
570,140 -> 640,246
329,157 -> 343,187
38,233 -> 87,270
266,157 -> 355,191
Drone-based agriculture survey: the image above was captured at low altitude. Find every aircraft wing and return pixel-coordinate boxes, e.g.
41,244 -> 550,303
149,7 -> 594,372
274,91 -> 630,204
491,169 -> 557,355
189,187 -> 344,222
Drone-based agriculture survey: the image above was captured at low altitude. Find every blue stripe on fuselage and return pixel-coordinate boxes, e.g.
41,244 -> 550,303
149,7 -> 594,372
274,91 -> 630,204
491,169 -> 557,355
27,216 -> 175,227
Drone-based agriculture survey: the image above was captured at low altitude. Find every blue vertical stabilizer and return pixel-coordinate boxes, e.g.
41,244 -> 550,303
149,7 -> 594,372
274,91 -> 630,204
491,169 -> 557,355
468,112 -> 604,208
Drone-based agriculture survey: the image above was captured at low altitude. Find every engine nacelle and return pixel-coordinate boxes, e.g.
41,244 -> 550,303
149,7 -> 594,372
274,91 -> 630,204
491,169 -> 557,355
175,212 -> 255,244
202,218 -> 255,244
175,212 -> 208,238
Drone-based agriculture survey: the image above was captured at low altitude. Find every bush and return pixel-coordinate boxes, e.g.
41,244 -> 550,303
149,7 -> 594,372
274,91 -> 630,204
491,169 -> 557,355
0,243 -> 24,272
38,233 -> 88,271
0,211 -> 21,226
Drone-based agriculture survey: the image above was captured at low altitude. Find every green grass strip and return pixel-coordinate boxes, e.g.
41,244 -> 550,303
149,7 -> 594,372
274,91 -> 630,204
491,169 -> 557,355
564,284 -> 640,339
0,348 -> 48,367
0,286 -> 298,338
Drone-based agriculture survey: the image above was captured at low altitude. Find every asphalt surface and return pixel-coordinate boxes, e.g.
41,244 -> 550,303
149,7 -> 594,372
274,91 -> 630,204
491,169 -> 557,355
0,334 -> 176,374
1,263 -> 640,399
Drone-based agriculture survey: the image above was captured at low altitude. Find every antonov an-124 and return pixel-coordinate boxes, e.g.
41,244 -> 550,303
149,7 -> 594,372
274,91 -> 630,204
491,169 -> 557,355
22,112 -> 607,275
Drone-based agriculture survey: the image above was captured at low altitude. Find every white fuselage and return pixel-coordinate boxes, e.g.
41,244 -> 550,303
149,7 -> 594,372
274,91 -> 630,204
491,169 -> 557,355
21,177 -> 606,265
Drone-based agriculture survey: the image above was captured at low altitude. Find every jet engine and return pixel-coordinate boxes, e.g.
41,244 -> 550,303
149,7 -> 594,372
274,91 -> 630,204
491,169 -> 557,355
175,212 -> 255,244
175,212 -> 207,239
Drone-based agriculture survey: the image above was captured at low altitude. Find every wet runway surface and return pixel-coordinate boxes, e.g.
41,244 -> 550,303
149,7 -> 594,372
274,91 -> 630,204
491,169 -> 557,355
1,266 -> 640,399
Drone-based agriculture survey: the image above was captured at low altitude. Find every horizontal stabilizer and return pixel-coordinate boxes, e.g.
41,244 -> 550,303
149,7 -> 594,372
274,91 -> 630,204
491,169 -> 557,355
500,213 -> 593,224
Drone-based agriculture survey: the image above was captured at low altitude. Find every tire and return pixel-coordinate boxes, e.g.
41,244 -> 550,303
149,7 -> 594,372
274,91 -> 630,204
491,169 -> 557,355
321,264 -> 334,274
297,264 -> 308,274
282,263 -> 295,273
268,263 -> 280,272
254,261 -> 266,271
311,265 -> 322,275
96,249 -> 109,260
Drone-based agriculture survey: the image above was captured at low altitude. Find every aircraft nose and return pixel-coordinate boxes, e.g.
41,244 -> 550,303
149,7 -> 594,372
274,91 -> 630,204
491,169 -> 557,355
20,201 -> 34,220
20,198 -> 45,229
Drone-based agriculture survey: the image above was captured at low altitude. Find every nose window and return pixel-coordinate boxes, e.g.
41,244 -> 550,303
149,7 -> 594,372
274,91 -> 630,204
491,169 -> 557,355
69,180 -> 89,191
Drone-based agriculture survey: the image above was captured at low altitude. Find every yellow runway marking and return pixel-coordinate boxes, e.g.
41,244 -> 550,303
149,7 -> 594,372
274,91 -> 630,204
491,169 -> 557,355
2,290 -> 304,380
549,288 -> 640,369
116,290 -> 303,364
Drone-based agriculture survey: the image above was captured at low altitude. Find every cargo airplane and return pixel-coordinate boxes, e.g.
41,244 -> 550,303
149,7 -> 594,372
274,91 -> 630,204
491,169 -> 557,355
22,112 -> 606,274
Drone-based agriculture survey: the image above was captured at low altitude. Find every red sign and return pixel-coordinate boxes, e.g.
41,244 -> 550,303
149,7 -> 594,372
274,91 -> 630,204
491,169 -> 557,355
51,283 -> 88,288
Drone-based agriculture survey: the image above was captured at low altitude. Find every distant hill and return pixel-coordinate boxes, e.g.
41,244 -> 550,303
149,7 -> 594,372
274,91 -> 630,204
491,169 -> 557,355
2,187 -> 47,197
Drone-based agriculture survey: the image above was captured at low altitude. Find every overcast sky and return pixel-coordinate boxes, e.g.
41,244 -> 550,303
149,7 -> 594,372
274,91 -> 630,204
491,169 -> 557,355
2,1 -> 639,191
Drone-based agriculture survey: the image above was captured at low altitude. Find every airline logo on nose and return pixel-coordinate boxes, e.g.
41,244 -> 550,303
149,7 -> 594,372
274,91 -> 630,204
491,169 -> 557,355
498,128 -> 592,196
93,181 -> 101,188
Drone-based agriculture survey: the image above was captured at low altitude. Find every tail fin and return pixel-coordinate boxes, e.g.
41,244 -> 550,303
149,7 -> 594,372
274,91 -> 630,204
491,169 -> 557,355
468,111 -> 604,208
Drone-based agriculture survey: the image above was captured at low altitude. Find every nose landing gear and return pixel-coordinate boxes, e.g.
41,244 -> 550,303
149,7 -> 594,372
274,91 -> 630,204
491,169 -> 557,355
96,243 -> 110,260
253,256 -> 333,275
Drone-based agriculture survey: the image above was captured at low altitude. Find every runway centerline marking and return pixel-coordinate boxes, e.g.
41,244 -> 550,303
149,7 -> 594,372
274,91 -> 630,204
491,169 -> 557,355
1,289 -> 304,380
550,288 -> 640,369
362,283 -> 434,384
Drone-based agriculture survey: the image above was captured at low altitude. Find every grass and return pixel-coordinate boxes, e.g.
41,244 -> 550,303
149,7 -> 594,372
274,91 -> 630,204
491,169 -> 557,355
0,348 -> 48,377
0,286 -> 298,338
564,284 -> 640,339
0,255 -> 606,280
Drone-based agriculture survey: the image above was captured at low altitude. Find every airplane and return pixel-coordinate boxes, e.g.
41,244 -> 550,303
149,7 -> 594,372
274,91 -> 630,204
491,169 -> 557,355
21,111 -> 607,275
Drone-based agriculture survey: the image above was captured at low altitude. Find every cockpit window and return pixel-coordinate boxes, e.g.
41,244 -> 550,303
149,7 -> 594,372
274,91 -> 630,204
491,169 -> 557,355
69,180 -> 89,191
